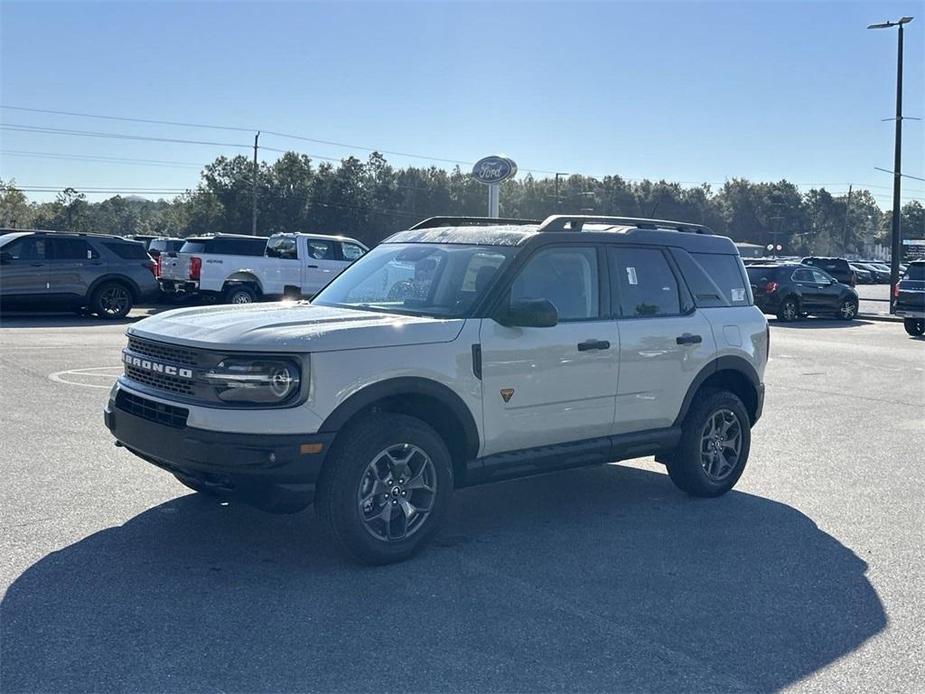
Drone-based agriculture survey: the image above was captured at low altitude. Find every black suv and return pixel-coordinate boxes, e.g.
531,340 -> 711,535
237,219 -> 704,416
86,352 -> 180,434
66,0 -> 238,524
0,230 -> 159,318
800,257 -> 856,287
747,263 -> 859,321
896,260 -> 925,336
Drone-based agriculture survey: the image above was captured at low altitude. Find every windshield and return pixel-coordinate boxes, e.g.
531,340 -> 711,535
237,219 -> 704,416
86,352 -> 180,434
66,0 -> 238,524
313,243 -> 516,318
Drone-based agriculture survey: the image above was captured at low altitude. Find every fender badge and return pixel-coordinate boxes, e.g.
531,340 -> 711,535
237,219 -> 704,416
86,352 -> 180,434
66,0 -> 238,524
500,388 -> 515,403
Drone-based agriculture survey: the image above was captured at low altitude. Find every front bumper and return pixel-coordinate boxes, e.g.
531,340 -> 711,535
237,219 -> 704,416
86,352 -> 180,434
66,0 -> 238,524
105,390 -> 334,511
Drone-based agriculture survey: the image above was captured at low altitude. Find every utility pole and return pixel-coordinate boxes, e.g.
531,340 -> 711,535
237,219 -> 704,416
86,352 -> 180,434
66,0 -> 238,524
252,131 -> 260,236
555,173 -> 567,211
868,16 -> 913,312
842,184 -> 853,254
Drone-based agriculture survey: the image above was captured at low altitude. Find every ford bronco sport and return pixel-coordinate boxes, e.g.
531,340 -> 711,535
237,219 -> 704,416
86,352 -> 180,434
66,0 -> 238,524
105,215 -> 768,564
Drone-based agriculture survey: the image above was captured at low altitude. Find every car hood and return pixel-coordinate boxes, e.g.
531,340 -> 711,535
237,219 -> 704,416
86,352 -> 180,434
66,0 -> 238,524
128,302 -> 466,353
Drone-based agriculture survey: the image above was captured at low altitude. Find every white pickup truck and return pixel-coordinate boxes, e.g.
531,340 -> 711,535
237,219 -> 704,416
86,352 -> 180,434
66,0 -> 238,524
158,232 -> 368,304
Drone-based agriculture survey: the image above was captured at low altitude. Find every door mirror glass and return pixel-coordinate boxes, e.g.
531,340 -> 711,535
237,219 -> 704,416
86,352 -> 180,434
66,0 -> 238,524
497,299 -> 558,328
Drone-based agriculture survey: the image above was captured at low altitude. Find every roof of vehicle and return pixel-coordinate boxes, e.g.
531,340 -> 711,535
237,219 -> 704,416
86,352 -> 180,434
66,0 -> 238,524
386,215 -> 737,254
183,233 -> 268,241
0,228 -> 140,241
272,232 -> 366,245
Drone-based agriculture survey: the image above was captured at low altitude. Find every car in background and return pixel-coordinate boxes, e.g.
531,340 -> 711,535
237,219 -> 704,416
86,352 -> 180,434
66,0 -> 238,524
747,262 -> 859,321
800,257 -> 856,287
854,262 -> 890,283
0,230 -> 158,318
895,260 -> 925,336
849,263 -> 873,284
126,235 -> 159,249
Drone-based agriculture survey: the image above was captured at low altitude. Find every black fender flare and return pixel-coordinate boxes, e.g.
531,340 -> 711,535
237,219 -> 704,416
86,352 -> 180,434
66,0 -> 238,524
319,377 -> 480,459
86,274 -> 142,302
673,356 -> 762,427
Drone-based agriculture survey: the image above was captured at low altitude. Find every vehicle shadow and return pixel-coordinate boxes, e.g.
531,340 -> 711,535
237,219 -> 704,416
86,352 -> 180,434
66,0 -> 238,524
0,465 -> 884,693
0,307 -> 168,328
768,318 -> 874,329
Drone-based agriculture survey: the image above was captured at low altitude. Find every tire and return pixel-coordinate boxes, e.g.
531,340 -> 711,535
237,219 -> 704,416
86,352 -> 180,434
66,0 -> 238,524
316,413 -> 453,565
223,284 -> 257,304
777,296 -> 799,322
836,297 -> 858,320
904,318 -> 925,336
90,281 -> 134,319
667,389 -> 751,498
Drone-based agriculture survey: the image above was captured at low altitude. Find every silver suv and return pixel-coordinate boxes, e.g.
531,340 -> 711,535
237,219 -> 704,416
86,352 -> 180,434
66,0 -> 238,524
105,215 -> 768,563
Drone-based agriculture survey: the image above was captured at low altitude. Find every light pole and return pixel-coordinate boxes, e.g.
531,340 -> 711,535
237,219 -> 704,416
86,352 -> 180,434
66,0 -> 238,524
868,16 -> 913,312
554,173 -> 568,210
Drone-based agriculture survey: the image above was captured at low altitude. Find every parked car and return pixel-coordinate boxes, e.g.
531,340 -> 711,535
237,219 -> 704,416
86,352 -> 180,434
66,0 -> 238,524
105,213 -> 768,563
849,263 -> 873,284
858,262 -> 891,283
895,260 -> 925,336
800,257 -> 856,287
0,230 -> 158,318
157,234 -> 268,302
158,232 -> 367,304
747,263 -> 859,321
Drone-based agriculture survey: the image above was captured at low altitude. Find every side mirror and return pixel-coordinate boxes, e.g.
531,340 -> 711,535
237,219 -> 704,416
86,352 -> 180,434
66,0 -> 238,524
497,299 -> 558,328
0,251 -> 11,265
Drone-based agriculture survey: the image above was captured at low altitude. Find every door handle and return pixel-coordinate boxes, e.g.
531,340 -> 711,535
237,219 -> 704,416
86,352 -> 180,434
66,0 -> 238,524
577,339 -> 610,351
676,333 -> 702,345
307,264 -> 319,269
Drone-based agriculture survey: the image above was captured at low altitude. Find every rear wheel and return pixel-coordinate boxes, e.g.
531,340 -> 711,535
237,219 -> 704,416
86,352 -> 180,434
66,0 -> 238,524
316,413 -> 453,564
777,297 -> 799,322
904,318 -> 925,336
90,281 -> 133,319
667,389 -> 751,497
223,284 -> 257,304
836,297 -> 858,320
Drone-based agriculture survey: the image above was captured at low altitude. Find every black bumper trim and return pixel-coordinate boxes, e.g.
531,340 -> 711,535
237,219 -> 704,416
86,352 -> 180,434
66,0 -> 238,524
105,402 -> 334,505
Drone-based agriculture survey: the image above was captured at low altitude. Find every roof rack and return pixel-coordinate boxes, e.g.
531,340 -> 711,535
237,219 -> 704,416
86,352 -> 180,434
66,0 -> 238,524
410,216 -> 541,230
537,215 -> 714,235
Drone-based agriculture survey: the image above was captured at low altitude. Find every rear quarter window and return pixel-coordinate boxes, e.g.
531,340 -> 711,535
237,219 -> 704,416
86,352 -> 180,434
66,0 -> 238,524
673,249 -> 750,307
102,242 -> 150,260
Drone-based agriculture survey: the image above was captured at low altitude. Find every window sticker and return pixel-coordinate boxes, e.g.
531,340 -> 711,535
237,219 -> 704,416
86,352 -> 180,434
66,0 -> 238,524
731,288 -> 746,302
626,266 -> 638,285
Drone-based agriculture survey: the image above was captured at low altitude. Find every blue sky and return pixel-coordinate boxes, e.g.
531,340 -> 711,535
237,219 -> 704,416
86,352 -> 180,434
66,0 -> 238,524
1,1 -> 923,207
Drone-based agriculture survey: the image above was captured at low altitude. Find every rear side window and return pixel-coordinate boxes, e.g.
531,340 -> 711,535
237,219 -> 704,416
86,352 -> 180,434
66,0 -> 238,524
2,236 -> 47,261
103,242 -> 149,260
266,237 -> 298,260
609,247 -> 681,317
792,268 -> 815,283
51,238 -> 99,260
673,250 -> 749,307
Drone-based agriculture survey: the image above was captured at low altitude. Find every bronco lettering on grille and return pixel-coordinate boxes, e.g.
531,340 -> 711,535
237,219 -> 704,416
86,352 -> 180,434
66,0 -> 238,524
123,352 -> 193,379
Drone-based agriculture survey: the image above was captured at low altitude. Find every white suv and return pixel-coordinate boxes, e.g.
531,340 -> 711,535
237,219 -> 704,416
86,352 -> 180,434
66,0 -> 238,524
105,215 -> 768,564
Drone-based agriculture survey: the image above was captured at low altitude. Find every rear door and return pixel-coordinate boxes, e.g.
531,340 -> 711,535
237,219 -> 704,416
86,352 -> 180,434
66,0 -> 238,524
46,237 -> 101,301
0,236 -> 49,302
479,245 -> 618,455
791,267 -> 825,310
608,246 -> 716,434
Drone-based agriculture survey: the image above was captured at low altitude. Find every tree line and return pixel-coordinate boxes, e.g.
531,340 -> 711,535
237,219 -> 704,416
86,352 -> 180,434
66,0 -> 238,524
2,151 -> 923,256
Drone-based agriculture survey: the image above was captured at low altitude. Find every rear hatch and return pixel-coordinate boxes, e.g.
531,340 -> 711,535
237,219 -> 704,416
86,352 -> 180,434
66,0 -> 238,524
746,266 -> 782,299
896,263 -> 925,313
159,239 -> 208,281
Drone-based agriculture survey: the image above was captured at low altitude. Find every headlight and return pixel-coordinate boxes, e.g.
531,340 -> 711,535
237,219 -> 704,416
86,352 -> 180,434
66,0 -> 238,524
203,357 -> 302,405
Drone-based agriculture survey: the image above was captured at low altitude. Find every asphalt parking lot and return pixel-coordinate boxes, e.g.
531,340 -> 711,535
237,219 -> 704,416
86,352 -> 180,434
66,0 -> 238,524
1,311 -> 923,693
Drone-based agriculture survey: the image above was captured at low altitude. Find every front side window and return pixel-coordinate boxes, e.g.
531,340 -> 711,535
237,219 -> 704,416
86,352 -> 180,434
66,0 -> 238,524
313,243 -> 515,318
610,247 -> 680,317
342,242 -> 365,261
509,247 -> 599,321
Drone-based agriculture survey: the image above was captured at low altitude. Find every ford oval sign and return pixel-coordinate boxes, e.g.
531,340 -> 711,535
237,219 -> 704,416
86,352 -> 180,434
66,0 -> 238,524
472,156 -> 517,185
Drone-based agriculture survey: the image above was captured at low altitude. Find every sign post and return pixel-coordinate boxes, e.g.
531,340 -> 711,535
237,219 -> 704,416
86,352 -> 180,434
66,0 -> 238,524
471,156 -> 517,218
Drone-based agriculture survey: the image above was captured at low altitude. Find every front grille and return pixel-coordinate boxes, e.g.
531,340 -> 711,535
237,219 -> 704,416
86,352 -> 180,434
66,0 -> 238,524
124,364 -> 195,396
127,336 -> 199,366
116,390 -> 188,428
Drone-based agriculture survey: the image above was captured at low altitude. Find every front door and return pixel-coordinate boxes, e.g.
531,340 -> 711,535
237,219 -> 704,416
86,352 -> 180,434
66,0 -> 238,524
0,236 -> 49,305
479,245 -> 618,456
302,238 -> 346,295
45,237 -> 101,302
607,246 -> 716,434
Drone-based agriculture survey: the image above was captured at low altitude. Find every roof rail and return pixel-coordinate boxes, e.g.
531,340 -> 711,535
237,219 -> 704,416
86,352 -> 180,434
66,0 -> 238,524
410,216 -> 541,230
537,215 -> 714,235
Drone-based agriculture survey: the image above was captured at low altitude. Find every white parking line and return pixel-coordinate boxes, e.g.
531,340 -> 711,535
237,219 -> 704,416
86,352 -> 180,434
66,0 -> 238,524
48,366 -> 122,389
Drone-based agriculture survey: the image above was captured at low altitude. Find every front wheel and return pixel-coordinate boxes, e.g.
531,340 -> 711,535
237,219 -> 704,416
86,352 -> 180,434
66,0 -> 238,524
667,389 -> 751,497
904,318 -> 925,336
316,413 -> 453,564
836,297 -> 858,320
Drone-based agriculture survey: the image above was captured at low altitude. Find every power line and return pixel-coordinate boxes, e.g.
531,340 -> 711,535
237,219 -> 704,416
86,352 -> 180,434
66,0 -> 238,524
0,149 -> 202,168
0,124 -> 253,149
